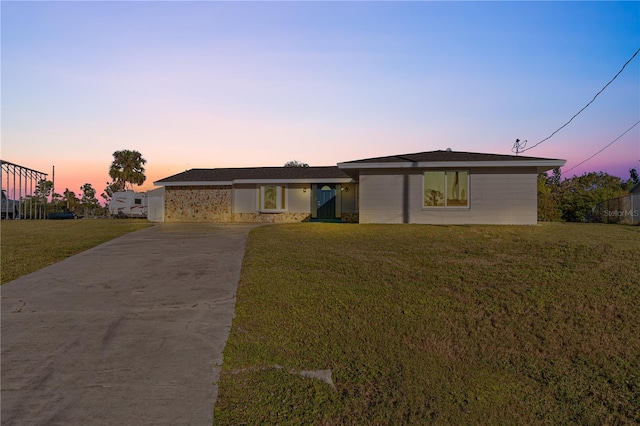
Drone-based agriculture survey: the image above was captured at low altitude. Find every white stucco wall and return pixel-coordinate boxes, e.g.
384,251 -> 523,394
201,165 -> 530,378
233,184 -> 311,214
340,182 -> 358,213
147,187 -> 165,222
287,184 -> 311,213
232,185 -> 257,213
358,168 -> 538,225
358,171 -> 405,224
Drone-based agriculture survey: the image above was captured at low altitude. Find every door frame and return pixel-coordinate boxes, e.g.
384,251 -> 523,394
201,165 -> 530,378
311,183 -> 342,220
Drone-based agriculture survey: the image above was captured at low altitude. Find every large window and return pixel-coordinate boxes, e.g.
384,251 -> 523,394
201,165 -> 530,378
258,185 -> 287,212
423,171 -> 468,208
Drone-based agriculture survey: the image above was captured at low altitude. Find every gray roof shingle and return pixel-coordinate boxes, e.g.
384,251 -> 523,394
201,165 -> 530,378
155,166 -> 350,184
340,150 -> 560,164
155,150 -> 566,185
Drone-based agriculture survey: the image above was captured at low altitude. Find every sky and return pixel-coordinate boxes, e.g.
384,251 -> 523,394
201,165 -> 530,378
2,1 -> 639,201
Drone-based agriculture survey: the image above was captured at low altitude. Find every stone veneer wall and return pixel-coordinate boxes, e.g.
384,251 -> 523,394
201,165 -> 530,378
341,212 -> 359,223
164,186 -> 356,223
233,212 -> 311,223
165,186 -> 232,222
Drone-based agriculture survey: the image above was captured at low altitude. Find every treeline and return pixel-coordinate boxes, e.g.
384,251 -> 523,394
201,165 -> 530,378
538,168 -> 639,222
19,180 -> 106,218
19,149 -> 148,219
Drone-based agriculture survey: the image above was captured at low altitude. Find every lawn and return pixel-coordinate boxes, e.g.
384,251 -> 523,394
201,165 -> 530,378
215,223 -> 640,425
0,219 -> 153,284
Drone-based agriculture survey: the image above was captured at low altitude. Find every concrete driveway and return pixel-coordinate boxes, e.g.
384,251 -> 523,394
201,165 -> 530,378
1,223 -> 257,426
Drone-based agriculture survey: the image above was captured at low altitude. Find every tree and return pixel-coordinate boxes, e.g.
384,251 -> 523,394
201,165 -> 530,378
284,160 -> 309,167
537,169 -> 630,222
548,167 -> 562,187
629,168 -> 639,187
557,172 -> 628,222
51,191 -> 62,207
108,150 -> 147,191
537,172 -> 561,222
80,183 -> 99,216
27,179 -> 55,218
34,179 -> 54,202
62,188 -> 80,211
101,181 -> 124,204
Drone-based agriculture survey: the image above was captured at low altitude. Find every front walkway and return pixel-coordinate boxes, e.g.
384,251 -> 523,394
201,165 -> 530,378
1,223 -> 257,426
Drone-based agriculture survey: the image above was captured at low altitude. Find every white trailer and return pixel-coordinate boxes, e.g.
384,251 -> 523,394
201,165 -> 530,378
108,190 -> 148,218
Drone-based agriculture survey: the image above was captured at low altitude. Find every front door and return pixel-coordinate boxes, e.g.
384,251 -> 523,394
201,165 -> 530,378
316,184 -> 336,219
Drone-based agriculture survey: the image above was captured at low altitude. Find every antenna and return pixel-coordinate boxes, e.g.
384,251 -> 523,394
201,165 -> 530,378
512,139 -> 527,155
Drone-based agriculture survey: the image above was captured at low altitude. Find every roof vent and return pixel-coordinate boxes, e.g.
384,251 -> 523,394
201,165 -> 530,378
445,148 -> 452,152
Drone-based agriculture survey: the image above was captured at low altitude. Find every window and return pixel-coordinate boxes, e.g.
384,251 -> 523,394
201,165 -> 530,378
423,171 -> 468,208
258,185 -> 287,212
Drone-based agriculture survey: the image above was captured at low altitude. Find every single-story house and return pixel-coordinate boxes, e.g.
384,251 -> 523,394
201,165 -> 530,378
152,150 -> 565,225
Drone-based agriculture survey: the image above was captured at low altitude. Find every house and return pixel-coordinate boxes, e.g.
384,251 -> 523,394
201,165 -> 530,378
631,181 -> 640,195
152,150 -> 565,224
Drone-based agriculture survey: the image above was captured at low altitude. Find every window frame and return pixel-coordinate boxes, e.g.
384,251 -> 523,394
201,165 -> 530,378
422,170 -> 470,209
257,185 -> 288,213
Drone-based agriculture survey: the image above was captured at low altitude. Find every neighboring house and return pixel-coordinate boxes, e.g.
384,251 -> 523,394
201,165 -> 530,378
152,150 -> 565,224
631,182 -> 640,195
1,189 -> 19,219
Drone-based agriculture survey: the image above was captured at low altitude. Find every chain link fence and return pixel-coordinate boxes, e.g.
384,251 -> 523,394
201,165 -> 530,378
591,193 -> 640,225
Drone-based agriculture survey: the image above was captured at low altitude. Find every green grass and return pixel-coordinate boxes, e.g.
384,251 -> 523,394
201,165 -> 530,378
215,223 -> 640,425
0,219 -> 152,284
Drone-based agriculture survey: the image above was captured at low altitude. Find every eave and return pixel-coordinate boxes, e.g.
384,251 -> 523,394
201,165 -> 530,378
337,160 -> 567,174
154,177 -> 354,187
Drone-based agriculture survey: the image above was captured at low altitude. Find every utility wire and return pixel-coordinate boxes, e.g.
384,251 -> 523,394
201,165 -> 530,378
562,120 -> 640,174
520,47 -> 640,153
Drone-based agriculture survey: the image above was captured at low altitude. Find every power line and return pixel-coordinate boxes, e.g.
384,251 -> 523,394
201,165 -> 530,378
562,120 -> 640,174
519,47 -> 640,154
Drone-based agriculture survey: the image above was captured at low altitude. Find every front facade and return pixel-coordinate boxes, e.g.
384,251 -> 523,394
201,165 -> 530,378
153,150 -> 565,225
339,150 -> 565,225
154,167 -> 358,223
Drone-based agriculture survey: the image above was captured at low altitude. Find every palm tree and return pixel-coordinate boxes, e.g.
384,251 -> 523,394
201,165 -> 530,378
109,150 -> 147,191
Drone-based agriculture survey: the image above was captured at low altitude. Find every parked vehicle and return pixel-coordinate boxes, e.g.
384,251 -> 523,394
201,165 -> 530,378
47,211 -> 78,220
1,190 -> 19,219
108,190 -> 148,218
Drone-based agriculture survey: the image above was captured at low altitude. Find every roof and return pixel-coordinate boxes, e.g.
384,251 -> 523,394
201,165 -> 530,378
631,181 -> 640,194
155,150 -> 568,186
154,166 -> 352,186
340,150 -> 556,164
338,150 -> 566,174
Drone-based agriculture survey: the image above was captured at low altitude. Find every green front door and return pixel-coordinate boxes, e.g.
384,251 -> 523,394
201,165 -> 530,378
316,184 -> 336,219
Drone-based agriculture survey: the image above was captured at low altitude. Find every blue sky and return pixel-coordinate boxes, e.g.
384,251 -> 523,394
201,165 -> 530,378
2,1 -> 638,195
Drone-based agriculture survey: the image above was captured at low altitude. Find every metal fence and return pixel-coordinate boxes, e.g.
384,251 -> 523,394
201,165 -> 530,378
591,193 -> 640,225
1,160 -> 48,219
